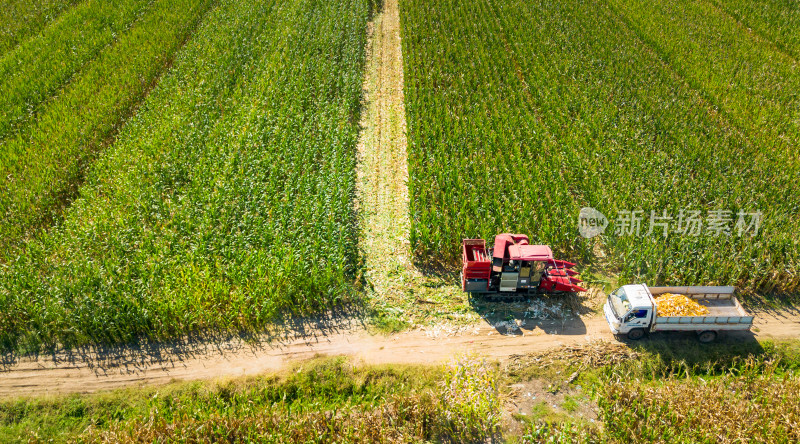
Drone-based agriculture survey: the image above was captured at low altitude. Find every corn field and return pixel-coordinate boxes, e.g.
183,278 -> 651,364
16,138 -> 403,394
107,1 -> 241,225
0,0 -> 153,139
0,0 -> 797,353
0,0 -> 374,353
400,0 -> 800,293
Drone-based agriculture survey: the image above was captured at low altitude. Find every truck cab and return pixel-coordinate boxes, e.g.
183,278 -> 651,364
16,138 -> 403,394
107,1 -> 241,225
603,284 -> 654,339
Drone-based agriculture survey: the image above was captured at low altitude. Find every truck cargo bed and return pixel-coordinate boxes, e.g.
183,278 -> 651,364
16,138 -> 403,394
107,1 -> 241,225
701,298 -> 747,317
649,286 -> 753,331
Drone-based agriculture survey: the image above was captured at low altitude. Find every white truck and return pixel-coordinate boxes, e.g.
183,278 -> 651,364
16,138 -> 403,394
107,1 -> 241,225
603,284 -> 754,343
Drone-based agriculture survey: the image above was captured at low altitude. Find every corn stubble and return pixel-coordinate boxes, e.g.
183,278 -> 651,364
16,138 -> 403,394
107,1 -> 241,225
0,0 -> 373,353
400,0 -> 799,293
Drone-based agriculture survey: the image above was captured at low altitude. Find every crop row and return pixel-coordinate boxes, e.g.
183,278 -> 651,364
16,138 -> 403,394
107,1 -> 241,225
401,0 -> 581,265
0,0 -> 373,353
0,0 -> 214,258
0,0 -> 80,56
400,0 -> 799,292
0,0 -> 153,139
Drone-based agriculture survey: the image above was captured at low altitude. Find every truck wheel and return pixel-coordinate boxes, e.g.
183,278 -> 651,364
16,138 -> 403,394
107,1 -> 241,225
698,331 -> 717,343
627,328 -> 645,340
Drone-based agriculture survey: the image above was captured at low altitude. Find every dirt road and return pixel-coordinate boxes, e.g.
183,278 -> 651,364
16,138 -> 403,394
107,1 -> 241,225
1,310 -> 798,398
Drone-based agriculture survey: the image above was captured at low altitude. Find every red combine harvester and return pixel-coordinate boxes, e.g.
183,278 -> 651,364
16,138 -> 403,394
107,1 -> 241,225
462,234 -> 586,300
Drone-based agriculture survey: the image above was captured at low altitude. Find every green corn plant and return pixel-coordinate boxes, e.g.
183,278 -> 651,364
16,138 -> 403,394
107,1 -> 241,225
607,0 -> 800,161
400,0 -> 799,293
712,0 -> 800,60
0,0 -> 215,258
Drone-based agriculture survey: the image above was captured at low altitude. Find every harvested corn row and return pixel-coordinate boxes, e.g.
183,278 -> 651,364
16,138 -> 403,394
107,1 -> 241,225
654,293 -> 709,317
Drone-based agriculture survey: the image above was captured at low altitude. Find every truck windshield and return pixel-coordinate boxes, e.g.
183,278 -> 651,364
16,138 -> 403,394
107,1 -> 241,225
608,288 -> 631,319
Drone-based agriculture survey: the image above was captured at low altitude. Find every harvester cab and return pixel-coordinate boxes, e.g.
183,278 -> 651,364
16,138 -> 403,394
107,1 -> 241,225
462,234 -> 586,299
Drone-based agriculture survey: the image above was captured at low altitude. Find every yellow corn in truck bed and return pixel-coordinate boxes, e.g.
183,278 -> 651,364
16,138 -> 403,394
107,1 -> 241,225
654,293 -> 709,316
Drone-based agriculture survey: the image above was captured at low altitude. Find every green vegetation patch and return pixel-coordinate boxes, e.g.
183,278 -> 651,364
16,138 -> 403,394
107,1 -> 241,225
512,340 -> 800,443
0,0 -> 153,139
0,0 -> 81,56
713,0 -> 800,59
608,0 -> 800,157
0,0 -> 215,256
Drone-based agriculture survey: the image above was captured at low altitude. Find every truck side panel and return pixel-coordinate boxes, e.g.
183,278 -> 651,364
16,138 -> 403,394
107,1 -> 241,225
653,316 -> 754,331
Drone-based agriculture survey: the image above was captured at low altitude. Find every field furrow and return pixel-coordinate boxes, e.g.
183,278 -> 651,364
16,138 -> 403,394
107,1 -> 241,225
0,0 -> 374,354
0,0 -> 215,258
0,0 -> 154,140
